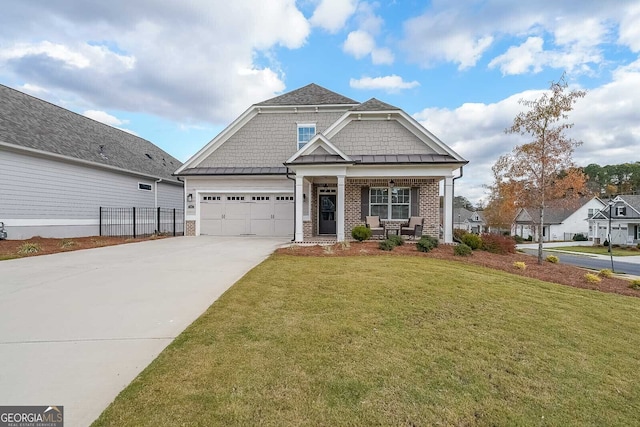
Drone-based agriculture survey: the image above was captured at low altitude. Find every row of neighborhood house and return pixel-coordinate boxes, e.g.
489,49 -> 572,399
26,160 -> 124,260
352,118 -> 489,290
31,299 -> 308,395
2,82 -> 638,245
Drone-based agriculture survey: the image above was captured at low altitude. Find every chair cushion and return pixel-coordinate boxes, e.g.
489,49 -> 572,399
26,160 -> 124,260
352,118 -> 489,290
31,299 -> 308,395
408,216 -> 423,228
366,216 -> 380,228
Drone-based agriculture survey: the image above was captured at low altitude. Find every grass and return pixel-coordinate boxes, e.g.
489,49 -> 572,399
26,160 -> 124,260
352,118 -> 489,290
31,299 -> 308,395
552,245 -> 640,257
93,255 -> 640,427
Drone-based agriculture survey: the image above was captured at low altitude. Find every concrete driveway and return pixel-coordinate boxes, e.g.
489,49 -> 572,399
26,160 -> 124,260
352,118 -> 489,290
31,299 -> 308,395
0,236 -> 287,426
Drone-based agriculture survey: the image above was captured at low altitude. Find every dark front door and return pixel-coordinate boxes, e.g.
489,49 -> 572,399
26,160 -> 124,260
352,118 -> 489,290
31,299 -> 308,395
319,195 -> 336,235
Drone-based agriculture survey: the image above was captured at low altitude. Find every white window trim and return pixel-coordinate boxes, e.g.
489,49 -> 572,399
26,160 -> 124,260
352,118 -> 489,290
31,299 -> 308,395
297,123 -> 316,150
370,187 -> 411,221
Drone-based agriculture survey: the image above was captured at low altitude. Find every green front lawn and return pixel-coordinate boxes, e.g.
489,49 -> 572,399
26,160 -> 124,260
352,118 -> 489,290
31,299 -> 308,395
552,245 -> 640,257
93,255 -> 640,426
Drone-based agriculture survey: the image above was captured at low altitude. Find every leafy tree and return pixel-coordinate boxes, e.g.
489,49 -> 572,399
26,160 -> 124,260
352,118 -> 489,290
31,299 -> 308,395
582,162 -> 640,196
493,74 -> 587,264
454,195 -> 474,210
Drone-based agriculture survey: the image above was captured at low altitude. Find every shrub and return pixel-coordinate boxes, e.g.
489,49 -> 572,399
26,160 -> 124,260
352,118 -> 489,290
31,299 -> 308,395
18,242 -> 41,255
453,228 -> 468,241
417,235 -> 439,253
637,243 -> 640,250
454,243 -> 472,256
480,233 -> 516,255
573,233 -> 588,241
599,269 -> 613,278
545,255 -> 559,264
387,234 -> 404,247
513,261 -> 527,270
461,233 -> 482,250
514,235 -> 525,244
628,279 -> 640,290
60,239 -> 76,249
526,235 -> 533,241
584,273 -> 601,284
351,225 -> 372,242
603,240 -> 609,247
379,239 -> 395,251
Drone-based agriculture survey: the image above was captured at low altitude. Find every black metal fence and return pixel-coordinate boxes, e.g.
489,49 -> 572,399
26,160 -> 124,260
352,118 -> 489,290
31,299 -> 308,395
99,207 -> 184,238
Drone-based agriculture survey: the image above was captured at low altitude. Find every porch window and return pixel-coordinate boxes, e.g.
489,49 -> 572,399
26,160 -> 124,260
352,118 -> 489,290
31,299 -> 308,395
370,187 -> 410,220
297,124 -> 316,150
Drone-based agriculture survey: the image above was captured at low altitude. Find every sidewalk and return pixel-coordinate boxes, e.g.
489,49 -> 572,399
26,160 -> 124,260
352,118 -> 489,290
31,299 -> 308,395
516,242 -> 640,265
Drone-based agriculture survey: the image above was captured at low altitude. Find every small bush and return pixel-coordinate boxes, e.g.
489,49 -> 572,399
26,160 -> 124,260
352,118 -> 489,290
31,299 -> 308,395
514,235 -> 525,244
480,233 -> 516,255
416,235 -> 439,253
461,233 -> 482,250
60,239 -> 76,249
513,261 -> 527,270
18,242 -> 41,255
599,269 -> 613,278
323,245 -> 335,255
454,243 -> 472,256
351,225 -> 372,242
387,234 -> 404,247
573,233 -> 588,241
379,239 -> 395,251
637,243 -> 640,250
545,255 -> 559,264
603,240 -> 609,247
453,228 -> 468,241
584,273 -> 601,284
628,279 -> 640,290
526,235 -> 533,241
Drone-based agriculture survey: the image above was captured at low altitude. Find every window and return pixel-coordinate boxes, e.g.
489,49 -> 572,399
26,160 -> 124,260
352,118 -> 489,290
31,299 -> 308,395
616,206 -> 626,216
276,196 -> 294,201
227,196 -> 245,201
203,196 -> 220,201
251,196 -> 270,201
297,124 -> 316,150
138,183 -> 152,191
588,208 -> 595,218
370,187 -> 410,220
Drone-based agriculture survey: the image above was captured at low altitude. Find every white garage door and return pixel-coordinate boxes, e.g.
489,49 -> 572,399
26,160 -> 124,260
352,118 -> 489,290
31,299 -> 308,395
200,194 -> 293,236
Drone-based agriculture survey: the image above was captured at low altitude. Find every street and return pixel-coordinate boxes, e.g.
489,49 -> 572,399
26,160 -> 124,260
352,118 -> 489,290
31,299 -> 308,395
520,249 -> 640,276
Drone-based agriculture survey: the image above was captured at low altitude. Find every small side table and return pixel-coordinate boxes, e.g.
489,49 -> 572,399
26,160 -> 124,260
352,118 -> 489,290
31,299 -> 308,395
386,228 -> 399,239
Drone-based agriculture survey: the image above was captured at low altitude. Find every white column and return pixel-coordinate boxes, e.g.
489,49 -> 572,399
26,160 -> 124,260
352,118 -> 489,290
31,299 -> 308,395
336,175 -> 346,242
295,175 -> 304,242
443,176 -> 453,243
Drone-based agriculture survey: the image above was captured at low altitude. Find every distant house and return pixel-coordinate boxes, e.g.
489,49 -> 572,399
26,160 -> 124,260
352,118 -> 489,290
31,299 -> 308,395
175,84 -> 467,242
453,208 -> 486,234
589,195 -> 640,245
0,84 -> 184,239
513,196 -> 605,242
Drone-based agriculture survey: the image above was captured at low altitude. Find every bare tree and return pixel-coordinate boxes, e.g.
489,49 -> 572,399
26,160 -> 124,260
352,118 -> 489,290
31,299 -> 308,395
493,74 -> 587,264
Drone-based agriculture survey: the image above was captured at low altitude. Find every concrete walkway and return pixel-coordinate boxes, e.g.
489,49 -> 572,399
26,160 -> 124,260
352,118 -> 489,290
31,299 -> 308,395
0,236 -> 287,426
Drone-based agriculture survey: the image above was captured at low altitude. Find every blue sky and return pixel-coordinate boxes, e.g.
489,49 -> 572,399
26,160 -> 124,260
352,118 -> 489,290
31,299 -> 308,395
1,0 -> 639,203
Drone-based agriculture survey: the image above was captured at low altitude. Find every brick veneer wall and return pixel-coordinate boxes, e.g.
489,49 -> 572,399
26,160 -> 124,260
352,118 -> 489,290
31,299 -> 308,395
186,220 -> 196,236
345,178 -> 440,238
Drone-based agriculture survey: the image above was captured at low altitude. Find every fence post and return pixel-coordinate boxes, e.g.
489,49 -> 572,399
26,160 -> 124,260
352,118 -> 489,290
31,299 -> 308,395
99,206 -> 102,236
133,207 -> 136,239
157,207 -> 161,234
173,208 -> 176,237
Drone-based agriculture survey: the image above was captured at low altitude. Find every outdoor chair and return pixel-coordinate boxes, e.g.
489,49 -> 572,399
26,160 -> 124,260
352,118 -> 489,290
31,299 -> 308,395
400,216 -> 424,239
365,215 -> 385,239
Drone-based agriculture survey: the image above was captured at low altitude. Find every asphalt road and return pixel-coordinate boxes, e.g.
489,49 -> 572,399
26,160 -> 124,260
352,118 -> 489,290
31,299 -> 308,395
521,249 -> 640,276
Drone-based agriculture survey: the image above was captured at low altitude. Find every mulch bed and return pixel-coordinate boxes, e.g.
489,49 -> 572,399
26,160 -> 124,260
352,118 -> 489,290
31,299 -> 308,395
0,235 -> 169,260
276,241 -> 640,299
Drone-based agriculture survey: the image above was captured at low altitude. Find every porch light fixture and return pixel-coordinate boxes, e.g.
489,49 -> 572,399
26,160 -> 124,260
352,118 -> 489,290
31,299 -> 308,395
187,193 -> 193,202
389,179 -> 395,188
608,197 -> 615,272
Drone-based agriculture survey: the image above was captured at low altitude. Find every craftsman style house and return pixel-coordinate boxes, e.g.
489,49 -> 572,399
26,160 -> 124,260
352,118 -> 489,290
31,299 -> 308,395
175,84 -> 467,242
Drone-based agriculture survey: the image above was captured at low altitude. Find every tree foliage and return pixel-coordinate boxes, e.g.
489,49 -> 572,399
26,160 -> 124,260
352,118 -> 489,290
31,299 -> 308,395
583,162 -> 640,196
491,74 -> 587,264
454,195 -> 474,210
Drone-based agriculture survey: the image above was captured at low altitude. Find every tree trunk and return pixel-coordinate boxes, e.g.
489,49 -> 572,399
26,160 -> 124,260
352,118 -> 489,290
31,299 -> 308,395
537,207 -> 544,264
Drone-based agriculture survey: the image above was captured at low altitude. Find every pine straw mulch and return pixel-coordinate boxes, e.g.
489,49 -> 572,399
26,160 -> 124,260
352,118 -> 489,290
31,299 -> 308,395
276,241 -> 640,299
0,235 -> 170,260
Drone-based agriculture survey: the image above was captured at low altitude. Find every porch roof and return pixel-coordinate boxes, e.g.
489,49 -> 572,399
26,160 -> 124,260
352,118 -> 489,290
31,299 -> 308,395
178,166 -> 288,175
287,153 -> 466,165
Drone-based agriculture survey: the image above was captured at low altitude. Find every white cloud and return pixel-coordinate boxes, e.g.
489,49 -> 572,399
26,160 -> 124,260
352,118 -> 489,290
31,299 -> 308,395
371,47 -> 394,65
350,75 -> 419,92
618,2 -> 640,51
343,30 -> 375,59
83,109 -> 138,135
489,37 -> 545,75
310,0 -> 358,33
0,0 -> 310,124
20,83 -> 49,95
341,2 -> 393,65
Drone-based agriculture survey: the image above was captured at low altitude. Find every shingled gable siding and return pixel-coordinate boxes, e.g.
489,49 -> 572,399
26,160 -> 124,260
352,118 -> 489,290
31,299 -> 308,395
343,178 -> 440,240
330,120 -> 437,156
198,111 -> 344,168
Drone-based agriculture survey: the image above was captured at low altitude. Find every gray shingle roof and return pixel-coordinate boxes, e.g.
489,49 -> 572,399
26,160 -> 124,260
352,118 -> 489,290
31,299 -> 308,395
256,83 -> 359,106
180,167 -> 288,175
0,84 -> 182,183
350,98 -> 400,111
287,153 -> 465,165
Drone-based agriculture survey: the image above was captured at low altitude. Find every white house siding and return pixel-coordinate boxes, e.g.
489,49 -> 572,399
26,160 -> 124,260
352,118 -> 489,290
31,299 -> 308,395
157,181 -> 184,209
0,149 -> 183,239
330,119 -> 436,155
198,111 -> 344,168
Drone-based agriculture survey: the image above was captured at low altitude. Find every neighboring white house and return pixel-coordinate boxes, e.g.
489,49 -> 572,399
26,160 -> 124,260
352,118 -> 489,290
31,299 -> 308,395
0,84 -> 184,239
513,196 -> 605,241
589,195 -> 640,245
453,208 -> 486,234
175,84 -> 467,242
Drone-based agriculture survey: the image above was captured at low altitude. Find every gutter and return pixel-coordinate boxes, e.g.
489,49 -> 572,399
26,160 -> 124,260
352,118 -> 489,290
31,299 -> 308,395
154,179 -> 162,209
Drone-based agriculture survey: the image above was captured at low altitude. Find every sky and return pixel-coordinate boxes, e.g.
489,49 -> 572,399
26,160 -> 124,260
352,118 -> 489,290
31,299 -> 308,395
1,0 -> 639,204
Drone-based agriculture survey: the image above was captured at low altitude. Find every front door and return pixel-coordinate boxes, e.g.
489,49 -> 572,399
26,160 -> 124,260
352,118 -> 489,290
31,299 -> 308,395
319,194 -> 336,235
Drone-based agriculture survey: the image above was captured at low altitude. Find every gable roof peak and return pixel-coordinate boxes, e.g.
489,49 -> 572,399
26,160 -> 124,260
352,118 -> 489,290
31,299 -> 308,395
255,83 -> 359,106
351,98 -> 401,111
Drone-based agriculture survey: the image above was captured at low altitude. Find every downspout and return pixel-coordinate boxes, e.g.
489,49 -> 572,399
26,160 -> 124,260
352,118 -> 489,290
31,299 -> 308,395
285,167 -> 296,242
451,166 -> 464,243
154,178 -> 163,209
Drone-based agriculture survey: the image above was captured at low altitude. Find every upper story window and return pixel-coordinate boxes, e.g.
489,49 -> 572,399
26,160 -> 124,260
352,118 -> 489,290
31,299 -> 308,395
370,187 -> 410,220
616,206 -> 626,216
297,124 -> 316,150
588,208 -> 595,218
